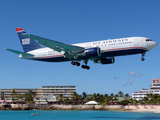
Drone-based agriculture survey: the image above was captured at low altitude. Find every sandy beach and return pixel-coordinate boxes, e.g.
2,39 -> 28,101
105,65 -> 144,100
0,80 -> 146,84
1,104 -> 160,113
125,105 -> 160,113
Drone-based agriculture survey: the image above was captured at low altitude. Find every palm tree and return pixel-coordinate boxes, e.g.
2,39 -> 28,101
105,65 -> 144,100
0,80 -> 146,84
82,92 -> 87,100
72,92 -> 81,105
133,99 -> 138,105
129,98 -> 134,105
16,94 -> 24,101
124,93 -> 130,98
118,91 -> 124,97
59,94 -> 64,103
115,94 -> 118,97
129,98 -> 138,105
32,92 -> 36,99
64,98 -> 69,105
110,93 -> 114,98
92,93 -> 97,101
96,93 -> 101,102
24,90 -> 35,104
11,89 -> 16,104
85,94 -> 92,101
143,96 -> 149,105
152,94 -> 160,104
139,100 -> 145,105
99,94 -> 104,103
104,94 -> 110,104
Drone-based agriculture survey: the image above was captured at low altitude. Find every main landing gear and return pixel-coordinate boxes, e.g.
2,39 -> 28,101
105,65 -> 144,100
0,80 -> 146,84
71,60 -> 90,70
141,52 -> 145,61
81,65 -> 90,70
71,61 -> 80,66
81,59 -> 90,70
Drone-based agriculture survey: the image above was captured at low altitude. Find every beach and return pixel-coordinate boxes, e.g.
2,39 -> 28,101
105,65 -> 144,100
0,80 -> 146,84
125,105 -> 160,113
2,104 -> 160,113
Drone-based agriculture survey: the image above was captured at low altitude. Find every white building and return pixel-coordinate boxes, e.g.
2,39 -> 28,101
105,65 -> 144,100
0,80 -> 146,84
132,79 -> 160,100
34,94 -> 56,105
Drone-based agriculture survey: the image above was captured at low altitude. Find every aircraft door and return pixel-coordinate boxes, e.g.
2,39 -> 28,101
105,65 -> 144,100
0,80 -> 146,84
134,39 -> 139,46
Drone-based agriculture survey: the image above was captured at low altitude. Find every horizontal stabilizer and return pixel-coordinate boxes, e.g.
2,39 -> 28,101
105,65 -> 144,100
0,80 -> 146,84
5,48 -> 34,56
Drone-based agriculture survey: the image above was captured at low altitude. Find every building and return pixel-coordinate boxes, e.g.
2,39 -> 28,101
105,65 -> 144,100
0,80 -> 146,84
0,85 -> 76,103
34,94 -> 56,105
132,79 -> 160,100
108,97 -> 125,105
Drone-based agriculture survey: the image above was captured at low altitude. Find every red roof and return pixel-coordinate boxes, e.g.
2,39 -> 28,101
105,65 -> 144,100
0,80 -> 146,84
2,100 -> 7,103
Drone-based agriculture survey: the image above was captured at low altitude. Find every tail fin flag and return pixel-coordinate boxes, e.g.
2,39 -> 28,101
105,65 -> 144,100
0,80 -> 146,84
16,27 -> 42,52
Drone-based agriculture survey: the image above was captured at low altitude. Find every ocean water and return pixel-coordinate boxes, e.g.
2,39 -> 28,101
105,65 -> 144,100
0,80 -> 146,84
0,110 -> 160,120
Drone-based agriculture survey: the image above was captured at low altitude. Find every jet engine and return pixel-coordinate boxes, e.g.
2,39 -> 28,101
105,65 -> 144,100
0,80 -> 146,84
79,47 -> 101,58
94,57 -> 115,64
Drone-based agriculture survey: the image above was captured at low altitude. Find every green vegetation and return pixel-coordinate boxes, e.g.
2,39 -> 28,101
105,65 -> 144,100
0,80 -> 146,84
10,89 -> 36,104
6,90 -> 160,106
130,93 -> 160,105
59,91 -> 130,105
60,92 -> 160,105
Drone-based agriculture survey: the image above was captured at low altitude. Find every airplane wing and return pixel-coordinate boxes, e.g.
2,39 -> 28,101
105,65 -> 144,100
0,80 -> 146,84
23,33 -> 85,59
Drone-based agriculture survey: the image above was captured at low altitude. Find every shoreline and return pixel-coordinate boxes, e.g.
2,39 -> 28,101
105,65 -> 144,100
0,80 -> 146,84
1,105 -> 160,113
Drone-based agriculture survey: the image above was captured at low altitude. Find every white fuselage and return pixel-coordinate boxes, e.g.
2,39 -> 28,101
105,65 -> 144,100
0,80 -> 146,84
25,37 -> 157,62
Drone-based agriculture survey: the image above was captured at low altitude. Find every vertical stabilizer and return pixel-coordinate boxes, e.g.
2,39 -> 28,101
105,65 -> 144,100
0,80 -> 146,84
16,27 -> 42,52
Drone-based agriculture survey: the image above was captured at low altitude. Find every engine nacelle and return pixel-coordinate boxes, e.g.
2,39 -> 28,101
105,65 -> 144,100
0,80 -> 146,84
94,57 -> 115,64
84,47 -> 101,58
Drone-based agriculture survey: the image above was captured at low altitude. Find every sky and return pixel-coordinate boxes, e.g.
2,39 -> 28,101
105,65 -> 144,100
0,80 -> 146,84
1,0 -> 160,96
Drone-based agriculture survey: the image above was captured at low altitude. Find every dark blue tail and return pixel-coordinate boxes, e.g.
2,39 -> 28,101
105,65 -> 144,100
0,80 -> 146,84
16,27 -> 43,52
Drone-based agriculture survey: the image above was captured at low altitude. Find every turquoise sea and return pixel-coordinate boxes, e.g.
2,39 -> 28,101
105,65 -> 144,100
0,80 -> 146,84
0,110 -> 160,120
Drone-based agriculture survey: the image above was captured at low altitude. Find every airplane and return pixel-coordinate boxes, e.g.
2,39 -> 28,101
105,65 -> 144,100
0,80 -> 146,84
5,27 -> 157,70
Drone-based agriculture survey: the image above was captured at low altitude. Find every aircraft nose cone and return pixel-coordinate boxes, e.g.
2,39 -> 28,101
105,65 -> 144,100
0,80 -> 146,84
153,42 -> 158,48
147,41 -> 157,51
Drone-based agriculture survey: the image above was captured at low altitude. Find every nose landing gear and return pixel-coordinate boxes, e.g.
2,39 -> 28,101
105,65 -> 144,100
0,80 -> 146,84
141,52 -> 145,61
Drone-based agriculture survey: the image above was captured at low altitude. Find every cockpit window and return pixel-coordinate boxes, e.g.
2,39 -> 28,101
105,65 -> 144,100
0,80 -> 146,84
146,39 -> 152,41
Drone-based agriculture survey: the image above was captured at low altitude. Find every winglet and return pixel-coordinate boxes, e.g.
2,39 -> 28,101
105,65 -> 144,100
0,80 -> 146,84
15,27 -> 24,32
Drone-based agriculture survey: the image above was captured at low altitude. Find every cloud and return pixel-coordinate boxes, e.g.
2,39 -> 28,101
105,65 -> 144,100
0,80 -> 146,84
123,71 -> 143,86
123,79 -> 134,86
128,79 -> 134,84
136,73 -> 143,78
128,71 -> 136,77
128,71 -> 143,78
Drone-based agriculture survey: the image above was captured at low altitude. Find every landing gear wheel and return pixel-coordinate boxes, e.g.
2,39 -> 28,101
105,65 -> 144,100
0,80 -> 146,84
141,58 -> 145,61
86,66 -> 90,70
81,65 -> 86,69
75,62 -> 80,66
81,65 -> 90,70
71,61 -> 80,66
71,61 -> 75,65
